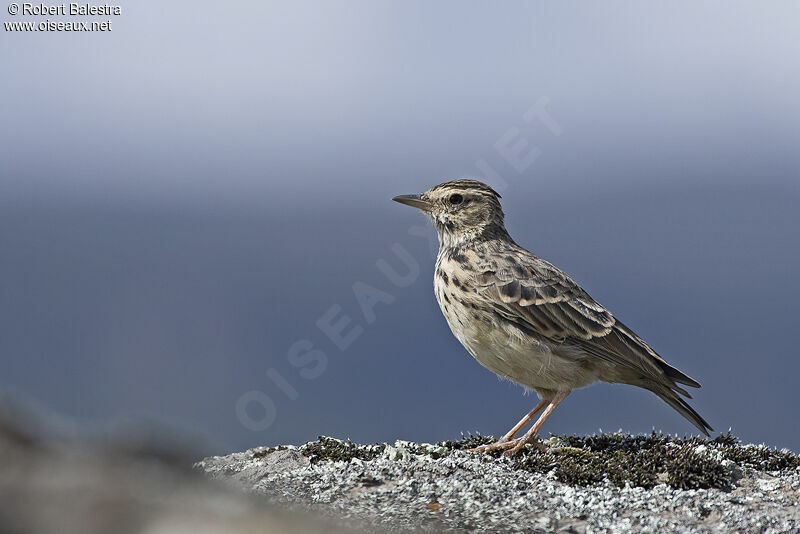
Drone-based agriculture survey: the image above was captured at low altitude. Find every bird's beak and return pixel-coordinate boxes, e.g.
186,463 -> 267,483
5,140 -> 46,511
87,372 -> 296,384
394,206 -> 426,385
392,194 -> 432,211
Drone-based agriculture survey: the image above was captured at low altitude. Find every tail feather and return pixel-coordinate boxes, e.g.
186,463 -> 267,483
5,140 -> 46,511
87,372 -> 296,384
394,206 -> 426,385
657,360 -> 702,389
650,386 -> 713,436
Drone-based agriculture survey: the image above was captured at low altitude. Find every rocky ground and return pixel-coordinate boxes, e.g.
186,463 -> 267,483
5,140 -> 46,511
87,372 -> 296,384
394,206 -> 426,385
3,400 -> 799,534
197,433 -> 800,534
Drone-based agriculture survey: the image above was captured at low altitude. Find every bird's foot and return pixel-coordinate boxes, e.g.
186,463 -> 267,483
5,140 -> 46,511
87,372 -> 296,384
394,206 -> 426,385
468,435 -> 546,455
468,437 -> 521,453
503,434 -> 546,456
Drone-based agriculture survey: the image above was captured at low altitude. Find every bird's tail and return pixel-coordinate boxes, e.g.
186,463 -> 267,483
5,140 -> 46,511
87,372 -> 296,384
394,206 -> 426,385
645,382 -> 713,436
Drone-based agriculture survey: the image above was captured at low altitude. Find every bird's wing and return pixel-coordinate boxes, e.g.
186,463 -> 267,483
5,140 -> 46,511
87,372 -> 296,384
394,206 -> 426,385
468,247 -> 700,389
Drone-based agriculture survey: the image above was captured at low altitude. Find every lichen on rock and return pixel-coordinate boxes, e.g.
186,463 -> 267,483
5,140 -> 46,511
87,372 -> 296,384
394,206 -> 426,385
198,433 -> 800,534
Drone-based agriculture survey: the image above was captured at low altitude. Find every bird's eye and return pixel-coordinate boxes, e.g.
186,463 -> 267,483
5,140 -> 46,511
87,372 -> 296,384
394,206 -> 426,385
448,194 -> 464,205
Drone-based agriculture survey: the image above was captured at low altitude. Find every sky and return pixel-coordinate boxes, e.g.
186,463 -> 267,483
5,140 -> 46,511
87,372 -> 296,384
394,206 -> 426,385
1,1 -> 799,455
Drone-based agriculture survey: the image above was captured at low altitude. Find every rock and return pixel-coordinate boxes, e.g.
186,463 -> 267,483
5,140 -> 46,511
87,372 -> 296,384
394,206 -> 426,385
755,477 -> 781,492
230,450 -> 309,485
722,459 -> 744,482
196,434 -> 800,534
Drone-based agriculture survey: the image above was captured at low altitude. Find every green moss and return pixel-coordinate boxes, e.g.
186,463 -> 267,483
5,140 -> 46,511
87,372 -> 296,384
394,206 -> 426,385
510,431 -> 797,490
440,431 -> 798,490
439,432 -> 495,451
712,433 -> 800,471
251,445 -> 288,458
301,436 -> 385,464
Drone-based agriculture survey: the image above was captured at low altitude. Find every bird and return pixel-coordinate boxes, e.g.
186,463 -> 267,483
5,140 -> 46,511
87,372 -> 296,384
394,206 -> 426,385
392,179 -> 712,455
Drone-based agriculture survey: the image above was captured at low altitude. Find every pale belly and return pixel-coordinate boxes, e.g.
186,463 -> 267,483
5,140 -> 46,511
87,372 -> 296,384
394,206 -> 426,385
435,285 -> 603,393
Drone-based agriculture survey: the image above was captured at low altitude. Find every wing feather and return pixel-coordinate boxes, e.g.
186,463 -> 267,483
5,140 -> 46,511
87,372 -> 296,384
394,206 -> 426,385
468,247 -> 700,390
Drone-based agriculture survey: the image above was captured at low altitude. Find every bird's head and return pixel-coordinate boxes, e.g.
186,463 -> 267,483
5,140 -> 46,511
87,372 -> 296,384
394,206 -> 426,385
393,179 -> 508,247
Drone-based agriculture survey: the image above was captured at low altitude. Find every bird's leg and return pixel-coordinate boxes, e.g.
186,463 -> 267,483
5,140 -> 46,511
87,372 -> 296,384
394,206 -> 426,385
469,398 -> 550,453
499,398 -> 550,442
504,390 -> 570,456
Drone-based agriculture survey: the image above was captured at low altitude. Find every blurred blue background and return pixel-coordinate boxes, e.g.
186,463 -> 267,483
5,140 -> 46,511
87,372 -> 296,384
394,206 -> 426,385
2,1 -> 799,454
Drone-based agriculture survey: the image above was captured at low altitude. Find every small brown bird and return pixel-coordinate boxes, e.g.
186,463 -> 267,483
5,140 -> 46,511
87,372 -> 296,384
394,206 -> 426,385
393,179 -> 711,455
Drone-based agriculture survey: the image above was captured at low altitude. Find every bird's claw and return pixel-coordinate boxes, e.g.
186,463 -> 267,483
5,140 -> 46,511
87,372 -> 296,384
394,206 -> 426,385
468,435 -> 545,455
468,437 -> 520,453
